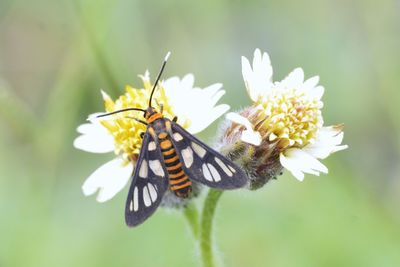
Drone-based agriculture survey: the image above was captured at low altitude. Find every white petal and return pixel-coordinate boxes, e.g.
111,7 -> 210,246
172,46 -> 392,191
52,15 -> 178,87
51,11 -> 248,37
281,68 -> 304,89
181,74 -> 194,90
187,104 -> 230,134
241,56 -> 253,93
226,112 -> 261,146
100,90 -> 111,102
77,123 -> 95,134
203,83 -> 223,98
163,75 -> 229,134
208,86 -> 225,106
74,122 -> 114,153
241,49 -> 273,101
254,50 -> 273,84
138,70 -> 150,82
304,125 -> 348,159
87,112 -> 113,124
226,112 -> 253,129
309,85 -> 325,100
241,129 -> 262,146
280,153 -> 305,181
82,158 -> 133,202
280,148 -> 328,181
303,76 -> 320,90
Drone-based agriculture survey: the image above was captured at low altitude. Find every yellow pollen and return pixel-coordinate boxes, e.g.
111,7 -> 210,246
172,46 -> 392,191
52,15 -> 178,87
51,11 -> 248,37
98,75 -> 187,161
254,88 -> 323,149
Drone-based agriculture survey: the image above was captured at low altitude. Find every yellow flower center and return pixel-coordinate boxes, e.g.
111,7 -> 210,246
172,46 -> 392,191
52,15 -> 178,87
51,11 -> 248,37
99,74 -> 187,161
255,88 -> 323,149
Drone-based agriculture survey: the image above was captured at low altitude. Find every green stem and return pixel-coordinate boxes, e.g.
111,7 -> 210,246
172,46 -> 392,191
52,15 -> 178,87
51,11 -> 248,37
200,189 -> 224,267
183,202 -> 200,240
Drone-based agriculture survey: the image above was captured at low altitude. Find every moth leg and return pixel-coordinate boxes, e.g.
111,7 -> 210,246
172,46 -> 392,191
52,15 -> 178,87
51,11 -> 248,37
140,132 -> 145,139
165,120 -> 172,134
172,116 -> 178,122
125,116 -> 148,125
134,118 -> 148,125
155,99 -> 164,114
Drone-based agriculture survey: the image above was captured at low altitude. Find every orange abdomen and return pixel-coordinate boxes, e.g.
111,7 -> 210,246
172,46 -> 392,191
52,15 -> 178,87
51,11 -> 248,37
158,132 -> 192,198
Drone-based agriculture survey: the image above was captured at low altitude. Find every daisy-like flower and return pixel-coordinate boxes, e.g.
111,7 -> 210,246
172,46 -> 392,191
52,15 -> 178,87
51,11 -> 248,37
74,71 -> 229,202
219,49 -> 347,188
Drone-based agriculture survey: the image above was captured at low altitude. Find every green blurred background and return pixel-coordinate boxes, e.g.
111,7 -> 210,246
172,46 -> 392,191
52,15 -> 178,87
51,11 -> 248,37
1,0 -> 399,266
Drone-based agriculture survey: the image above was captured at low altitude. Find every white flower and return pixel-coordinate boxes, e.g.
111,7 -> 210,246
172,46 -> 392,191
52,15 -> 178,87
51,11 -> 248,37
227,48 -> 348,181
74,72 -> 229,202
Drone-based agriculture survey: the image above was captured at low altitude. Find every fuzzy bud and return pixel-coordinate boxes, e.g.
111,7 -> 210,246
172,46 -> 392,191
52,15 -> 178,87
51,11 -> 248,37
215,106 -> 283,190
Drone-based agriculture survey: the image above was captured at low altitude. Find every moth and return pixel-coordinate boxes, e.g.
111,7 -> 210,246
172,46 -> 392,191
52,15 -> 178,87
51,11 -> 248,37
97,53 -> 247,227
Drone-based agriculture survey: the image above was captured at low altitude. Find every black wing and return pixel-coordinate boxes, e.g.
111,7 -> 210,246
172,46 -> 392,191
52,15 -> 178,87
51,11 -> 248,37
125,131 -> 169,227
169,121 -> 248,189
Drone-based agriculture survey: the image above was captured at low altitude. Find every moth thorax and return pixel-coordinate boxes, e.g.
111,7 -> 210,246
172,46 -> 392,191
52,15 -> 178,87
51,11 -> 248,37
145,108 -> 163,123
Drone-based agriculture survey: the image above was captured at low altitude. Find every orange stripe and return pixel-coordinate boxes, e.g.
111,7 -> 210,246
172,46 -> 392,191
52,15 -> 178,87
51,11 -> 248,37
160,140 -> 172,150
158,132 -> 168,139
148,127 -> 156,137
162,148 -> 175,156
169,176 -> 188,185
169,170 -> 185,178
171,181 -> 192,190
148,113 -> 162,123
166,162 -> 182,171
164,155 -> 179,164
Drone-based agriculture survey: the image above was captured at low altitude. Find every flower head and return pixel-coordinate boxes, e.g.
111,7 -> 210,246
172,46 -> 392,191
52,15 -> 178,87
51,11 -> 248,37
74,71 -> 229,202
220,49 -> 347,187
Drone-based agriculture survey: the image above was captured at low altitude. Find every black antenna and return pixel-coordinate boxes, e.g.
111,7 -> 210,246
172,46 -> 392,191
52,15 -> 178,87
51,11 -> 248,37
96,108 -> 146,118
148,52 -> 171,108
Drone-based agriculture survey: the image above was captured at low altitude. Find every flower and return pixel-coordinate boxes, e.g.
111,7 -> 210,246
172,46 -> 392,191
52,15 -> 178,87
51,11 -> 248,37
74,71 -> 229,202
220,49 -> 347,187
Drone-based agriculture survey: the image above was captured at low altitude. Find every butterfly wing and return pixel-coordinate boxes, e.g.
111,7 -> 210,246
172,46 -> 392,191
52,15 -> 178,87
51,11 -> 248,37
125,130 -> 169,227
169,121 -> 248,189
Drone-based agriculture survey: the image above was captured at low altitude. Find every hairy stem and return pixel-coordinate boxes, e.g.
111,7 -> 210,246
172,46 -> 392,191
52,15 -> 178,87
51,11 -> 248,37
200,189 -> 224,267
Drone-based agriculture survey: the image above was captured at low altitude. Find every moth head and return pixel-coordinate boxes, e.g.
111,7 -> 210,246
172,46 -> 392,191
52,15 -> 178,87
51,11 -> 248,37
144,107 -> 158,120
95,52 -> 170,123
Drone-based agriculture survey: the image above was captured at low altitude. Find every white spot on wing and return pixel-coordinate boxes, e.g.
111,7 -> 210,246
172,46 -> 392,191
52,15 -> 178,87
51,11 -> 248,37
133,186 -> 139,211
147,184 -> 157,202
129,200 -> 133,211
173,132 -> 183,141
139,160 -> 148,178
149,160 -> 165,177
228,165 -> 236,173
202,163 -> 213,181
143,186 -> 151,207
215,157 -> 233,177
192,142 -> 206,158
148,141 -> 156,151
208,163 -> 221,182
182,147 -> 194,168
